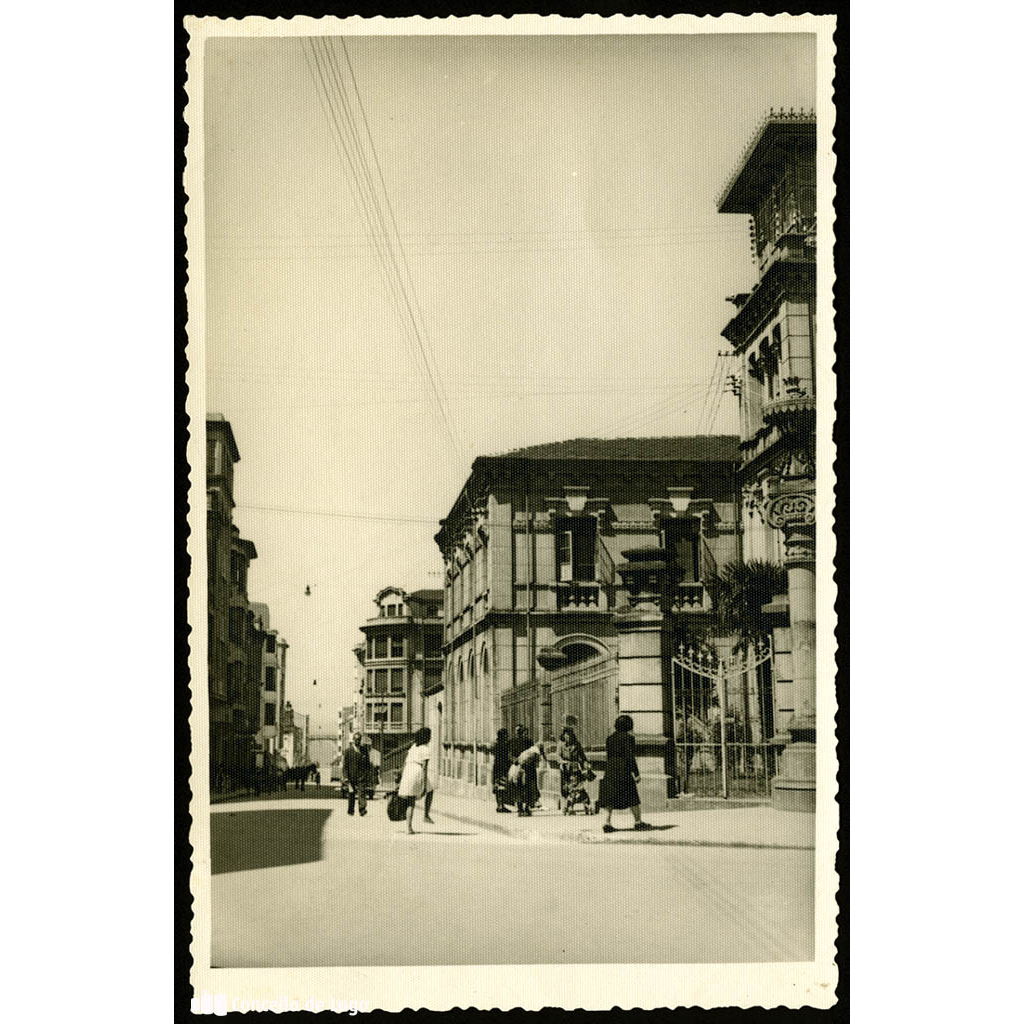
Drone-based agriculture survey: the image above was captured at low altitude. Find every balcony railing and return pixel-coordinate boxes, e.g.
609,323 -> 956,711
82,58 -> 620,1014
556,581 -> 604,612
671,582 -> 711,614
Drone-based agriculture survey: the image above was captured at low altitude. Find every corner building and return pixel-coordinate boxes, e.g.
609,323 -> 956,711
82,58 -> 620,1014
717,108 -> 818,810
434,437 -> 740,809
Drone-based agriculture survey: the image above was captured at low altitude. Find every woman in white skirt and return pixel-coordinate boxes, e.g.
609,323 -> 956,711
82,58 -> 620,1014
398,726 -> 435,833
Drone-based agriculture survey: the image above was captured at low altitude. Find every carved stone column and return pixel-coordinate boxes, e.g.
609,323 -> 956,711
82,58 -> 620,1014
765,488 -> 816,811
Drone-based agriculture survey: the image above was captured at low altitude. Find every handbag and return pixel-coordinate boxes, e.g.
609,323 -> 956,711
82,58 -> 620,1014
387,791 -> 408,822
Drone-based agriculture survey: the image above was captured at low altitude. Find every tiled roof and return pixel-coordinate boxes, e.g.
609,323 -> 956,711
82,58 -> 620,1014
489,435 -> 740,463
407,589 -> 444,604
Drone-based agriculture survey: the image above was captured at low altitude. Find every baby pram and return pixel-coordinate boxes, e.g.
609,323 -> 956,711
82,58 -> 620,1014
561,762 -> 596,815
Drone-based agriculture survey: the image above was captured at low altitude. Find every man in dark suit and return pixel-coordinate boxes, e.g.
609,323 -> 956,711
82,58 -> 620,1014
341,732 -> 374,816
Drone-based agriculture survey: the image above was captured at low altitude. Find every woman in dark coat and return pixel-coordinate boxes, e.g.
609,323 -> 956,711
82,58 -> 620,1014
492,727 -> 512,813
511,724 -> 541,808
598,715 -> 653,832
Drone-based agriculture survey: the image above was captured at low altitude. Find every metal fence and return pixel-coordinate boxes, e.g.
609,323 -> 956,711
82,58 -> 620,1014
675,741 -> 778,798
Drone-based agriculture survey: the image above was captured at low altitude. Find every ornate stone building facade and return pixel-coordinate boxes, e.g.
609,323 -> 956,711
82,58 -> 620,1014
717,108 -> 818,811
433,437 -> 741,809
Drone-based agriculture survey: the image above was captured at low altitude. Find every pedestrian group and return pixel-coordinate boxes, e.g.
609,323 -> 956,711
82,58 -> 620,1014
344,714 -> 653,833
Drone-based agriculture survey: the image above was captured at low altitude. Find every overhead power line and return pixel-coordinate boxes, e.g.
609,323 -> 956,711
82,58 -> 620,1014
236,503 -> 440,525
300,36 -> 465,469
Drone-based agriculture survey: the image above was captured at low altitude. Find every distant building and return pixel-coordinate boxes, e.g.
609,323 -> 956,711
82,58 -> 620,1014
206,414 -> 289,786
355,586 -> 444,771
251,603 -> 288,756
280,702 -> 308,768
206,415 -> 246,774
337,704 -> 357,753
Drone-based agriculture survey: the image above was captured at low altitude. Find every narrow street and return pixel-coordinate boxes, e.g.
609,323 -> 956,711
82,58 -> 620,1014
209,794 -> 813,967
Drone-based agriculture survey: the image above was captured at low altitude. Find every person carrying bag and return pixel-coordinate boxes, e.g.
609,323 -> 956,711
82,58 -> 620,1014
396,727 -> 435,834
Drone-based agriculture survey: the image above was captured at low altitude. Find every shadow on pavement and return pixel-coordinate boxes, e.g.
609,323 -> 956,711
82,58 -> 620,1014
604,823 -> 678,832
210,786 -> 349,805
211,809 -> 332,874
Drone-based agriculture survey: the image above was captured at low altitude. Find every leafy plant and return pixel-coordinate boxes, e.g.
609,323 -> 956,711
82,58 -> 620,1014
706,559 -> 787,643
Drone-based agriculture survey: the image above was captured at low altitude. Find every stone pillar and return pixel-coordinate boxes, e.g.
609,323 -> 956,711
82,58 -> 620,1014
766,490 -> 815,812
614,548 -> 673,811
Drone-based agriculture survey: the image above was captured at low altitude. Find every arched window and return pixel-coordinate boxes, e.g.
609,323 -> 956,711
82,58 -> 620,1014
469,651 -> 477,699
457,657 -> 465,743
480,646 -> 491,738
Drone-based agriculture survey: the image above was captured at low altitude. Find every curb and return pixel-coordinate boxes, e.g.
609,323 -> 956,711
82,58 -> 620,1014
434,801 -> 813,851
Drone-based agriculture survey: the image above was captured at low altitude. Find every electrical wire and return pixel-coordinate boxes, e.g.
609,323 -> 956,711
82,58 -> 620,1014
302,38 -> 465,469
235,503 -> 440,525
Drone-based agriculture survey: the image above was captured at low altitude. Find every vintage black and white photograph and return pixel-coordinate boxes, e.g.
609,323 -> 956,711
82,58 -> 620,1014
186,13 -> 838,1010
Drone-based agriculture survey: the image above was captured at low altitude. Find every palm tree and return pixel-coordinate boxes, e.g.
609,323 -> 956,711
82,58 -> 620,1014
706,559 -> 788,645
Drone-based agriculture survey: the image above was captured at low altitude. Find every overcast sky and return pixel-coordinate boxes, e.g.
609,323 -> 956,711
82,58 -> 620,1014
203,30 -> 816,738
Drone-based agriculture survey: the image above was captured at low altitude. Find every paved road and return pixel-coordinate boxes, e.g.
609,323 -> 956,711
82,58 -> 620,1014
209,798 -> 813,968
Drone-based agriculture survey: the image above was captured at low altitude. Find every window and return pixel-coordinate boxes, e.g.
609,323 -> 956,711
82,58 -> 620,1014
207,438 -> 222,476
390,635 -> 404,658
228,606 -> 245,644
264,666 -> 276,691
424,630 -> 441,659
390,702 -> 404,728
371,635 -> 387,659
230,551 -> 247,589
265,702 -> 276,726
227,661 -> 244,701
662,518 -> 701,582
373,669 -> 388,696
389,668 -> 405,694
265,634 -> 276,654
555,517 -> 596,582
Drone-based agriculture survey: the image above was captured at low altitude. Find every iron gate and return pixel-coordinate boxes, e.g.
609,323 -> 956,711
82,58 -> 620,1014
672,637 -> 777,798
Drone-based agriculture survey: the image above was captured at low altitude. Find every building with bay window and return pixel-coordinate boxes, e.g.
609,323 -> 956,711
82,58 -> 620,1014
354,587 -> 444,767
716,108 -> 818,810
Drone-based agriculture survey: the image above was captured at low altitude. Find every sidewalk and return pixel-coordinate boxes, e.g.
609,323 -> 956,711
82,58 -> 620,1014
433,791 -> 814,850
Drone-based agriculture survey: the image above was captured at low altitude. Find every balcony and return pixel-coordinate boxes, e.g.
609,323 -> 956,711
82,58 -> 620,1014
556,581 -> 605,612
671,582 -> 712,614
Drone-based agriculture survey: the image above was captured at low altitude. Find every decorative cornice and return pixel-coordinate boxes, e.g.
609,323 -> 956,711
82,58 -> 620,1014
717,107 -> 816,211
